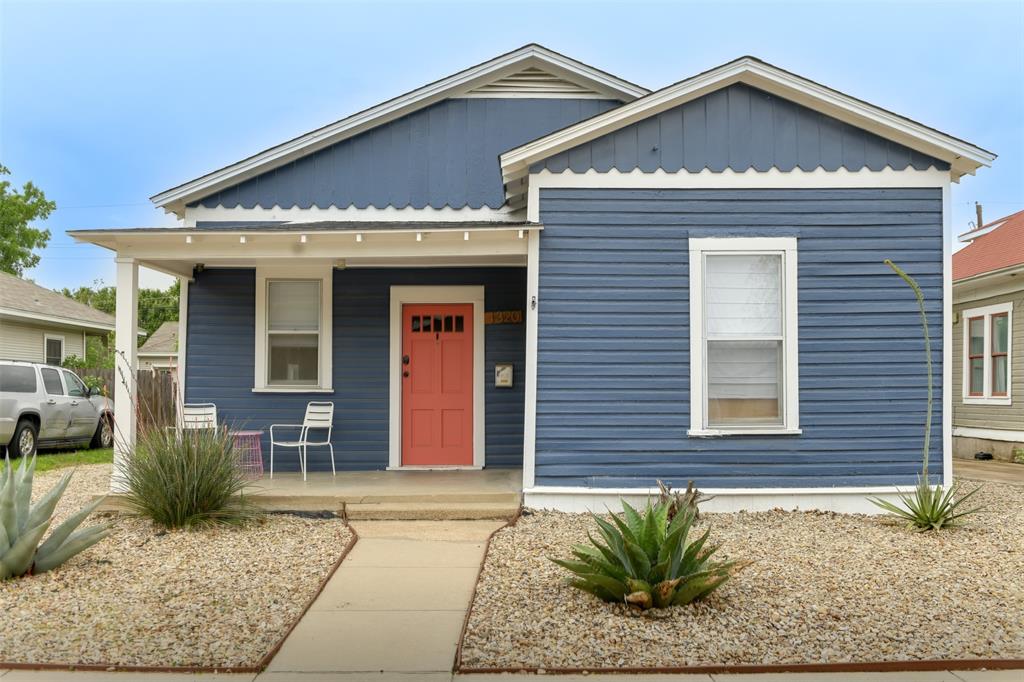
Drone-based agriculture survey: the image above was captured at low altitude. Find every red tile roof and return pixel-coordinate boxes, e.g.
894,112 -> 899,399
953,209 -> 1024,281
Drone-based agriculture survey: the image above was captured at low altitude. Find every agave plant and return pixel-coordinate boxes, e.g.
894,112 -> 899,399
656,479 -> 712,521
0,454 -> 112,579
870,481 -> 981,532
551,499 -> 746,610
868,260 -> 982,530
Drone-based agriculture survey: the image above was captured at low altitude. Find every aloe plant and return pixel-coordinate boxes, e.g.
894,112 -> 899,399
551,499 -> 746,610
0,454 -> 112,579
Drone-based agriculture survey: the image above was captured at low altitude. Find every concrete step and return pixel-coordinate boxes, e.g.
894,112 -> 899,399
343,500 -> 520,521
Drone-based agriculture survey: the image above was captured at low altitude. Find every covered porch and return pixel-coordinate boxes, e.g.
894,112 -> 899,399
69,221 -> 540,493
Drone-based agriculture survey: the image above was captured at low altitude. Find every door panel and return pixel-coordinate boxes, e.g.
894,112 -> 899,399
401,303 -> 474,466
63,371 -> 98,440
38,367 -> 70,441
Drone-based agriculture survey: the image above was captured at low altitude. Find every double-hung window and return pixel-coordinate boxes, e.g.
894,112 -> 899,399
688,237 -> 800,436
962,302 -> 1012,404
254,265 -> 333,392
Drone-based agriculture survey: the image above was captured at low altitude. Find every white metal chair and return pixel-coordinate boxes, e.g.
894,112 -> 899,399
269,401 -> 335,481
180,403 -> 219,432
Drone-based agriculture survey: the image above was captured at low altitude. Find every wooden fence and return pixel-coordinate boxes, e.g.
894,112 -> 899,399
82,368 -> 177,428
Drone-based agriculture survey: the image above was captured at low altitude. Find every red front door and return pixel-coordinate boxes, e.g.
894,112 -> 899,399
401,303 -> 474,466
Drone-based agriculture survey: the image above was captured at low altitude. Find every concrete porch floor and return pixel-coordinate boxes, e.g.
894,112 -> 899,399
244,468 -> 522,519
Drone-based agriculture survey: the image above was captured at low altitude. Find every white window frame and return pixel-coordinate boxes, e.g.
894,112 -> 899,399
688,237 -> 800,436
43,334 -> 65,366
961,301 -> 1012,406
254,264 -> 333,392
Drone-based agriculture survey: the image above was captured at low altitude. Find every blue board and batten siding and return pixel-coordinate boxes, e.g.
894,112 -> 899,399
185,267 -> 526,472
534,187 -> 943,489
190,98 -> 620,211
532,84 -> 949,175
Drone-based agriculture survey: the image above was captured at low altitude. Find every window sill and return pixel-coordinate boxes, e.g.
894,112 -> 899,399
963,397 -> 1012,406
688,428 -> 803,438
252,387 -> 334,394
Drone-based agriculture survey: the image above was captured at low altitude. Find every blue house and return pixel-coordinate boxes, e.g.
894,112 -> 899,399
73,45 -> 995,512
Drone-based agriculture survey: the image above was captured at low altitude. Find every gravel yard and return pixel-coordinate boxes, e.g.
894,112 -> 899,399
461,480 -> 1024,670
0,463 -> 352,669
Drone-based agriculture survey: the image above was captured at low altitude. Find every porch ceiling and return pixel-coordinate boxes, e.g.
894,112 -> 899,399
69,223 -> 538,278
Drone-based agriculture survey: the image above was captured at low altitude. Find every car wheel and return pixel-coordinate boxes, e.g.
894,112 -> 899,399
90,415 -> 114,449
11,419 -> 38,458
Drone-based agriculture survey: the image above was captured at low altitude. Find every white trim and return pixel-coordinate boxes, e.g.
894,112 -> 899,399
942,181 -> 953,487
954,275 -> 1024,305
960,300 -> 1013,406
42,334 -> 65,365
953,426 -> 1024,443
687,237 -> 799,435
0,306 -> 114,333
183,204 -> 523,223
176,277 -> 188,422
254,263 -> 334,392
152,45 -> 647,216
501,56 -> 993,187
524,486 -> 918,515
522,230 -> 540,489
388,285 -> 486,470
525,167 -> 947,221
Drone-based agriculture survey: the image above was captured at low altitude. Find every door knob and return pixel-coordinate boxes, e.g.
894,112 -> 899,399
402,371 -> 410,378
402,355 -> 410,365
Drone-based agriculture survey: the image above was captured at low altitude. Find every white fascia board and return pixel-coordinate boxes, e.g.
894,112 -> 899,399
501,57 -> 995,187
0,307 -> 115,333
151,46 -> 647,217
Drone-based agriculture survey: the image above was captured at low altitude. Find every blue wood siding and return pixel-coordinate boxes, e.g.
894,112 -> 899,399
185,267 -> 526,472
535,187 -> 944,489
190,98 -> 620,212
532,84 -> 949,174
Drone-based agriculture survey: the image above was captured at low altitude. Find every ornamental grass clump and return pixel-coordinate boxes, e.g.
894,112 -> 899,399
868,259 -> 982,530
0,454 -> 111,579
119,423 -> 260,529
551,499 -> 746,610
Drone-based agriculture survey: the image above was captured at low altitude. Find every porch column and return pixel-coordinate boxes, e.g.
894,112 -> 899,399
112,256 -> 139,493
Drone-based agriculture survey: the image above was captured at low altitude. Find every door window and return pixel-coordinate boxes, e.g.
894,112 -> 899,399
62,371 -> 87,397
41,368 -> 64,395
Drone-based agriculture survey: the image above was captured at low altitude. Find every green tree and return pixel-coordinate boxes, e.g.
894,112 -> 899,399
0,165 -> 56,275
61,279 -> 179,341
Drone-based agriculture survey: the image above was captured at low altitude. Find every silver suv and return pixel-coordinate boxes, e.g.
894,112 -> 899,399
0,360 -> 115,458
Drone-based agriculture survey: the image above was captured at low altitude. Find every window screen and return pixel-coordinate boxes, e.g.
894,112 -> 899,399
267,280 -> 320,385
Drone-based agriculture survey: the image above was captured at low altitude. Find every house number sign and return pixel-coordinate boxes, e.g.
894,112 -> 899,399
484,310 -> 523,324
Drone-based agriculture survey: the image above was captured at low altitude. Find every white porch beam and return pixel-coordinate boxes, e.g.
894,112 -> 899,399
112,257 -> 138,493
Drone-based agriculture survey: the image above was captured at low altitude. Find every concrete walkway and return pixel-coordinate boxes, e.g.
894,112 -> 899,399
954,458 -> 1024,485
262,518 -> 504,680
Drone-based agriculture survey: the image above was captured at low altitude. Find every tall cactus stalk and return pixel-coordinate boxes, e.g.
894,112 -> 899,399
884,259 -> 932,480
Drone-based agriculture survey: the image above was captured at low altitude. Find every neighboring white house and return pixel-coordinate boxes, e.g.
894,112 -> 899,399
137,320 -> 179,372
0,271 -> 116,364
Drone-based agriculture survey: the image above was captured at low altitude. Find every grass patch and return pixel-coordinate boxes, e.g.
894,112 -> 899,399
34,448 -> 113,473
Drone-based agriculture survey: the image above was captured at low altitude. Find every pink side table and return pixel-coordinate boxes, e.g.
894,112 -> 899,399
231,430 -> 265,478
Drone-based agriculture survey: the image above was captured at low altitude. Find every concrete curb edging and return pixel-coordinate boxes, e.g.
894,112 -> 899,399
453,511 -> 1024,676
0,523 -> 360,675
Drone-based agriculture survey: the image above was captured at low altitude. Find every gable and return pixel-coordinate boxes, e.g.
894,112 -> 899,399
190,97 -> 622,212
530,83 -> 949,175
154,44 -> 647,216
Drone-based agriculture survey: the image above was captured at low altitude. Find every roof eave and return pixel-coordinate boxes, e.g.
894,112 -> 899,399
0,307 -> 116,333
499,56 -> 995,191
150,45 -> 648,218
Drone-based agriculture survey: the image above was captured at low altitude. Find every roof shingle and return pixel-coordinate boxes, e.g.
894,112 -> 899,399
0,271 -> 115,329
953,209 -> 1024,281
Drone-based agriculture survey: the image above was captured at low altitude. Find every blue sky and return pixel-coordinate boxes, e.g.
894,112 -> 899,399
2,0 -> 1022,291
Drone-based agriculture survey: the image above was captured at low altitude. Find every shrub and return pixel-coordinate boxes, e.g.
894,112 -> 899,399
1013,448 -> 1024,465
1,454 -> 111,579
868,260 -> 982,530
118,423 -> 260,529
551,499 -> 746,610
